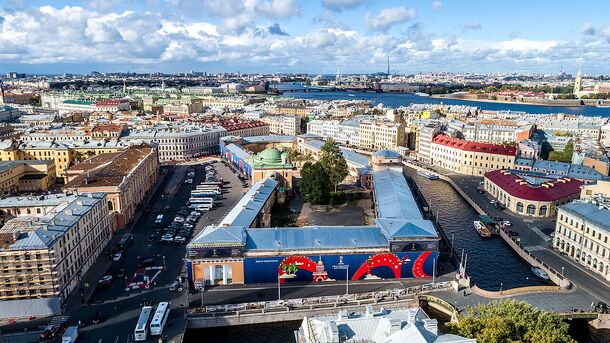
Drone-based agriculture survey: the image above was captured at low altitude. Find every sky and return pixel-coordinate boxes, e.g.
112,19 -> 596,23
1,0 -> 610,75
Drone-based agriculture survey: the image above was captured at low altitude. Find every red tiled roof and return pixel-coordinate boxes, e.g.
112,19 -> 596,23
432,135 -> 516,156
96,99 -> 125,106
92,124 -> 123,132
484,170 -> 583,202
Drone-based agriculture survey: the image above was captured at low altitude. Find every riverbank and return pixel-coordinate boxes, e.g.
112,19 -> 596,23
430,93 -> 601,107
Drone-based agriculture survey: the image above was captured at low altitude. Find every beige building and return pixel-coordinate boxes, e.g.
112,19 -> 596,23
261,115 -> 301,136
553,198 -> 610,281
0,160 -> 56,194
484,170 -> 583,218
580,179 -> 610,198
0,192 -> 111,302
63,145 -> 159,230
358,120 -> 406,150
430,135 -> 517,176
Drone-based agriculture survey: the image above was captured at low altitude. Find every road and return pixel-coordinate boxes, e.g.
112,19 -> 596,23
59,159 -> 247,343
449,173 -> 610,304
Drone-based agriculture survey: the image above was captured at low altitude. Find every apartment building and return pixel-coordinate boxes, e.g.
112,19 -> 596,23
260,115 -> 301,136
0,192 -> 111,302
63,145 -> 159,230
358,120 -> 406,150
0,160 -> 56,193
553,198 -> 610,281
430,135 -> 516,175
415,124 -> 441,163
123,125 -> 226,162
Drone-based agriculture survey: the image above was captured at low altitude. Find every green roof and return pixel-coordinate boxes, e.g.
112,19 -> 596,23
63,100 -> 95,105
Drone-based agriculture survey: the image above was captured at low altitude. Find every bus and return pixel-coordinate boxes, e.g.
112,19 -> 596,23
134,306 -> 153,341
116,234 -> 133,251
188,197 -> 214,205
149,302 -> 170,336
194,186 -> 221,194
190,191 -> 218,199
200,181 -> 223,188
154,215 -> 164,226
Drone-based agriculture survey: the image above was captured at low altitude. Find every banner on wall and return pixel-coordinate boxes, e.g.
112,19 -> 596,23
243,251 -> 437,284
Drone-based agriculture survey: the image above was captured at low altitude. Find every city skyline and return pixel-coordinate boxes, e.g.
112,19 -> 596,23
1,0 -> 610,74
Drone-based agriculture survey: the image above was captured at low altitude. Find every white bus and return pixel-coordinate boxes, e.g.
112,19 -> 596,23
188,197 -> 214,205
149,302 -> 170,336
134,306 -> 153,341
194,186 -> 221,194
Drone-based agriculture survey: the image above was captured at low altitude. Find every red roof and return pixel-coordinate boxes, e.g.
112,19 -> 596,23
484,170 -> 583,202
96,99 -> 125,106
432,135 -> 516,156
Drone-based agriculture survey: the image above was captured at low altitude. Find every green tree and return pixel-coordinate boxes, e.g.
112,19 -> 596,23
319,139 -> 349,192
300,162 -> 332,204
547,139 -> 574,163
448,299 -> 574,343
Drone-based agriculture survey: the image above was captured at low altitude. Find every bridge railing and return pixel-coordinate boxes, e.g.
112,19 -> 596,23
187,282 -> 453,318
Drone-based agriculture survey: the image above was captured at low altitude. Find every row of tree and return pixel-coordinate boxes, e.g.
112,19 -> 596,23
300,139 -> 348,204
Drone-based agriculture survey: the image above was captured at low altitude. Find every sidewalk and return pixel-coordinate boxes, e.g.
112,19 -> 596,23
63,170 -> 169,314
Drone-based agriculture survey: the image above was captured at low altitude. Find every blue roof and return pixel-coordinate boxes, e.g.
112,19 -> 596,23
244,226 -> 387,251
304,140 -> 370,168
530,159 -> 605,180
372,168 -> 423,221
219,177 -> 278,227
372,149 -> 401,159
225,143 -> 252,161
190,226 -> 245,247
375,219 -> 438,239
560,202 -> 610,233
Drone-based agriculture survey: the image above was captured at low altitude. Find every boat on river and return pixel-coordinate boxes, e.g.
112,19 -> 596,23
473,221 -> 492,238
531,267 -> 550,280
417,170 -> 439,180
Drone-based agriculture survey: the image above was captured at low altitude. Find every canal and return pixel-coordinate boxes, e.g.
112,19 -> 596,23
404,167 -> 546,290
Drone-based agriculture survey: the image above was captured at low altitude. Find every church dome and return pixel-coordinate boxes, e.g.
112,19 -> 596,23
258,148 -> 282,163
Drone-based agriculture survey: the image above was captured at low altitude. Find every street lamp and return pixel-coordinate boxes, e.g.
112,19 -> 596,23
277,273 -> 296,300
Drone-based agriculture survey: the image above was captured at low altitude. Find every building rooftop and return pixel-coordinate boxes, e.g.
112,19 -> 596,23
64,145 -> 154,188
219,177 -> 278,227
372,149 -> 402,159
304,139 -> 370,168
224,143 -> 252,161
243,135 -> 297,143
485,169 -> 583,202
432,135 -> 517,156
373,168 -> 423,221
560,200 -> 610,233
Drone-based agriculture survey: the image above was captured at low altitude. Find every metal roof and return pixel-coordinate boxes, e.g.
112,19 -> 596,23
373,168 -> 423,221
224,143 -> 252,161
218,177 -> 278,228
243,135 -> 297,143
560,201 -> 610,233
244,226 -> 387,251
375,219 -> 438,239
304,140 -> 370,168
190,226 -> 245,247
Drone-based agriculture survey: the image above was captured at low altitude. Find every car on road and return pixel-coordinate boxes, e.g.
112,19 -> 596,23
40,324 -> 62,341
476,189 -> 485,194
173,236 -> 186,244
494,202 -> 505,210
112,252 -> 123,262
492,217 -> 503,222
163,205 -> 171,212
169,280 -> 183,291
502,220 -> 512,227
97,275 -> 113,288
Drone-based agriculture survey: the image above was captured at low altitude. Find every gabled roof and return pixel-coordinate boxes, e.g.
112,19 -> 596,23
190,226 -> 245,247
376,219 -> 438,239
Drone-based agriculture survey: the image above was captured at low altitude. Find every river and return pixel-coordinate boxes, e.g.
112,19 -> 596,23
279,88 -> 610,117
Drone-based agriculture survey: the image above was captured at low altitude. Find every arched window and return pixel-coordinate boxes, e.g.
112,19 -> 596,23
526,204 -> 536,215
108,200 -> 114,211
516,202 -> 524,213
538,205 -> 548,216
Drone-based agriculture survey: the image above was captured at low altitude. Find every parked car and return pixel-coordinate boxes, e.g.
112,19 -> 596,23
476,189 -> 485,194
97,275 -> 113,288
174,216 -> 185,223
112,252 -> 123,262
506,230 -> 519,237
40,324 -> 62,340
173,236 -> 186,244
502,220 -> 512,227
169,280 -> 183,291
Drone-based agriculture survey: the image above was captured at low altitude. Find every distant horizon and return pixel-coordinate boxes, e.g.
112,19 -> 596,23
1,1 -> 610,75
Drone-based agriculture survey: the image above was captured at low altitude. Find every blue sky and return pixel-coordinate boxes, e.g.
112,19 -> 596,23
1,0 -> 609,74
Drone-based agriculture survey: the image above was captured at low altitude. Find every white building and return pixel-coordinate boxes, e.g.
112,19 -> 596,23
261,115 -> 301,136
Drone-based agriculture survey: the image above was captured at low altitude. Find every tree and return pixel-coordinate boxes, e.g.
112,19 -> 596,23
319,139 -> 349,192
547,139 -> 574,163
447,299 -> 574,343
300,162 -> 332,204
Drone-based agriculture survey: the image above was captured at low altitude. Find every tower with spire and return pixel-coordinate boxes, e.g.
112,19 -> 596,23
573,50 -> 584,96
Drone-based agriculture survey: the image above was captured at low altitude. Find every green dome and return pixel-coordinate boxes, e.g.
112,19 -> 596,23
258,148 -> 282,163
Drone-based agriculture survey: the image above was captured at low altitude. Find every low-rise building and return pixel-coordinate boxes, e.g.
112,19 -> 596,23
430,135 -> 516,176
484,169 -> 583,217
63,145 -> 159,230
0,160 -> 55,193
0,192 -> 111,302
553,197 -> 610,281
514,159 -> 606,182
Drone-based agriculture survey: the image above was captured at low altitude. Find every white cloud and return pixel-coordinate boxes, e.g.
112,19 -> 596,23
462,21 -> 482,32
322,0 -> 363,11
432,1 -> 442,10
365,6 -> 416,32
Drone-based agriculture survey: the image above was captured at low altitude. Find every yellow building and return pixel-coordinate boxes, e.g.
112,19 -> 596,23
580,179 -> 610,198
0,160 -> 56,193
430,135 -> 516,176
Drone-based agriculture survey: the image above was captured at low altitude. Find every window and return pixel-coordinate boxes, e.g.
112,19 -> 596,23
539,205 -> 548,216
526,204 -> 536,215
516,202 -> 524,213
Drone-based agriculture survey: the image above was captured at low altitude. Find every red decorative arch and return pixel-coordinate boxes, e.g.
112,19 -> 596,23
351,253 -> 404,280
412,251 -> 432,278
278,256 -> 317,283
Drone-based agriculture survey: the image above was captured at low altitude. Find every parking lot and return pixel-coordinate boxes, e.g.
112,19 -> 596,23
55,159 -> 246,343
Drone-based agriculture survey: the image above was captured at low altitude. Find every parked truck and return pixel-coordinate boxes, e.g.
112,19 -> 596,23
62,326 -> 79,343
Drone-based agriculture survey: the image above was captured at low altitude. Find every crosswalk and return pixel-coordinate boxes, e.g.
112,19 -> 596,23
529,225 -> 552,242
525,245 -> 547,252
